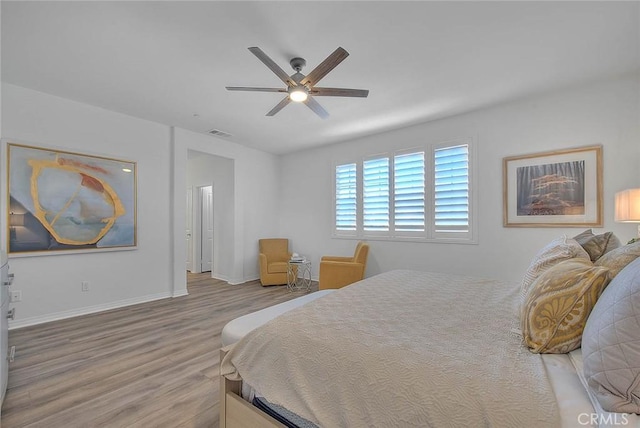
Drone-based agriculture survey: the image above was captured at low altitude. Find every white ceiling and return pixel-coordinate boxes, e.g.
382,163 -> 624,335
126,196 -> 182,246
2,1 -> 639,155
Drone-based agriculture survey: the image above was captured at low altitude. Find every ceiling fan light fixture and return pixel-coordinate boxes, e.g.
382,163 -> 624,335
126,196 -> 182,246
227,47 -> 367,118
289,87 -> 308,102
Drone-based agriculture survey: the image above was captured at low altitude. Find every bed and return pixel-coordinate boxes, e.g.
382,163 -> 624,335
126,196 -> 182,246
220,262 -> 640,427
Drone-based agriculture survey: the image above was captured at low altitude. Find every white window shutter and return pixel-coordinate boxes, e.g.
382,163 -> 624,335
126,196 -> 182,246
335,163 -> 357,231
394,152 -> 425,231
434,145 -> 469,233
363,158 -> 390,231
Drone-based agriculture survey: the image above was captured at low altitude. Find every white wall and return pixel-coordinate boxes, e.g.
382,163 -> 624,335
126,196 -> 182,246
0,4 -> 2,140
278,74 -> 640,283
1,83 -> 173,328
1,85 -> 283,326
186,152 -> 235,280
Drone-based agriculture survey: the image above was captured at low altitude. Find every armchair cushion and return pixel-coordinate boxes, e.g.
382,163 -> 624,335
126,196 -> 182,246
268,261 -> 289,274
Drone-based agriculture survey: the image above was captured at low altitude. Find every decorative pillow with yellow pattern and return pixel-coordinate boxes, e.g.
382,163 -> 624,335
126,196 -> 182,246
520,235 -> 590,308
522,258 -> 610,354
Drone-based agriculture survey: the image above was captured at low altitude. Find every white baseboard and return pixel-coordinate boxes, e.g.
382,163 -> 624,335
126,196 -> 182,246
212,272 -> 229,282
173,288 -> 189,297
9,292 -> 173,330
231,275 -> 259,285
211,273 -> 260,285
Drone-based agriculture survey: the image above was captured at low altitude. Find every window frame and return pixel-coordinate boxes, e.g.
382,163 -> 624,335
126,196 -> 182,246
390,147 -> 426,240
332,137 -> 477,244
431,139 -> 477,243
362,152 -> 392,238
333,161 -> 359,237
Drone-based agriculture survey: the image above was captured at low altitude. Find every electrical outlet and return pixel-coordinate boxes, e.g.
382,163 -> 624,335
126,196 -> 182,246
10,290 -> 22,303
81,281 -> 90,292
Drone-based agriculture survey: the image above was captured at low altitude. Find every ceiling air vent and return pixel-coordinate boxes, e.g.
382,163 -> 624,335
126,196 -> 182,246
208,129 -> 232,138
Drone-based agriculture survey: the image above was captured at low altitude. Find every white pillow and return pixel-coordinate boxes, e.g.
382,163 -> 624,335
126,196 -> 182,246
582,256 -> 640,413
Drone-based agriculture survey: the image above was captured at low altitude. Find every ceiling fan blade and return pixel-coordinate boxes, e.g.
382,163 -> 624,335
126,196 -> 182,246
248,47 -> 297,87
266,97 -> 291,116
311,87 -> 369,97
226,86 -> 287,93
300,47 -> 349,87
303,96 -> 329,119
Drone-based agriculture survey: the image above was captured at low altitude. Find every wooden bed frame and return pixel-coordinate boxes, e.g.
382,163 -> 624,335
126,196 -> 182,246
220,346 -> 286,428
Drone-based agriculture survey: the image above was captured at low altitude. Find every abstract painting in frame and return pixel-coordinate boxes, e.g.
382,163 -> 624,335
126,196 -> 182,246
7,143 -> 137,254
503,145 -> 602,227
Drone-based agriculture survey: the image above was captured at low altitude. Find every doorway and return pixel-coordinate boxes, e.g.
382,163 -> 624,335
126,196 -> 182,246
199,185 -> 213,273
184,149 -> 234,283
186,188 -> 193,271
187,184 -> 213,274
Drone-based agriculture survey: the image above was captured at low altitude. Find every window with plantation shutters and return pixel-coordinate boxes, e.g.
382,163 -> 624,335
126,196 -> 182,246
434,145 -> 469,233
394,152 -> 425,231
333,138 -> 475,243
363,158 -> 389,231
335,163 -> 357,231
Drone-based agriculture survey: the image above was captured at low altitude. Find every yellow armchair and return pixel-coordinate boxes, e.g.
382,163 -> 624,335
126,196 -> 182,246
258,239 -> 292,286
319,241 -> 369,290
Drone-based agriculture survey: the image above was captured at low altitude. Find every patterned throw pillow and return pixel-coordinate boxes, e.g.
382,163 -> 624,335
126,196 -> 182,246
594,240 -> 640,279
573,230 -> 621,262
521,236 -> 590,307
521,258 -> 610,354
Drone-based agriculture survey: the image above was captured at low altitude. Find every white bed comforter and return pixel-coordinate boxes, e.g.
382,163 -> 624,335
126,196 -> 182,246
221,269 -> 560,427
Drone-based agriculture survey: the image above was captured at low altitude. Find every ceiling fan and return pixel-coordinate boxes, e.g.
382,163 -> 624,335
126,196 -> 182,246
226,47 -> 369,119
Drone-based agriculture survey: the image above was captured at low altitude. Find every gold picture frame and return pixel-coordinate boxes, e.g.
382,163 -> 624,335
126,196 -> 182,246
503,145 -> 602,227
7,143 -> 137,254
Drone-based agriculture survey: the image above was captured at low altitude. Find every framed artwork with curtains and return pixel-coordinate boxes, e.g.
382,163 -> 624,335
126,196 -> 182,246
503,145 -> 602,227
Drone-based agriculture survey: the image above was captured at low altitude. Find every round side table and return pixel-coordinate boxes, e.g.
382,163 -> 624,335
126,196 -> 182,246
287,260 -> 312,292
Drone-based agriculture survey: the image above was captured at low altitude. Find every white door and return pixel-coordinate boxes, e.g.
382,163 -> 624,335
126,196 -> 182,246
186,187 -> 193,272
200,186 -> 214,273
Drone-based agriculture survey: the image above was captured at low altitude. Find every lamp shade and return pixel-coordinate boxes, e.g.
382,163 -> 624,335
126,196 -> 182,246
614,188 -> 640,222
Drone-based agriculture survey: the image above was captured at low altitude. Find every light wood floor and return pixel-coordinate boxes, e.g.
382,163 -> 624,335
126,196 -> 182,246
1,273 -> 317,428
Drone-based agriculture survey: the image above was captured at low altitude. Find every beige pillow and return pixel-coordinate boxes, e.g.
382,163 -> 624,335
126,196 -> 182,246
521,236 -> 590,306
594,240 -> 640,278
521,258 -> 610,354
573,230 -> 621,262
604,234 -> 622,255
572,229 -> 594,242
